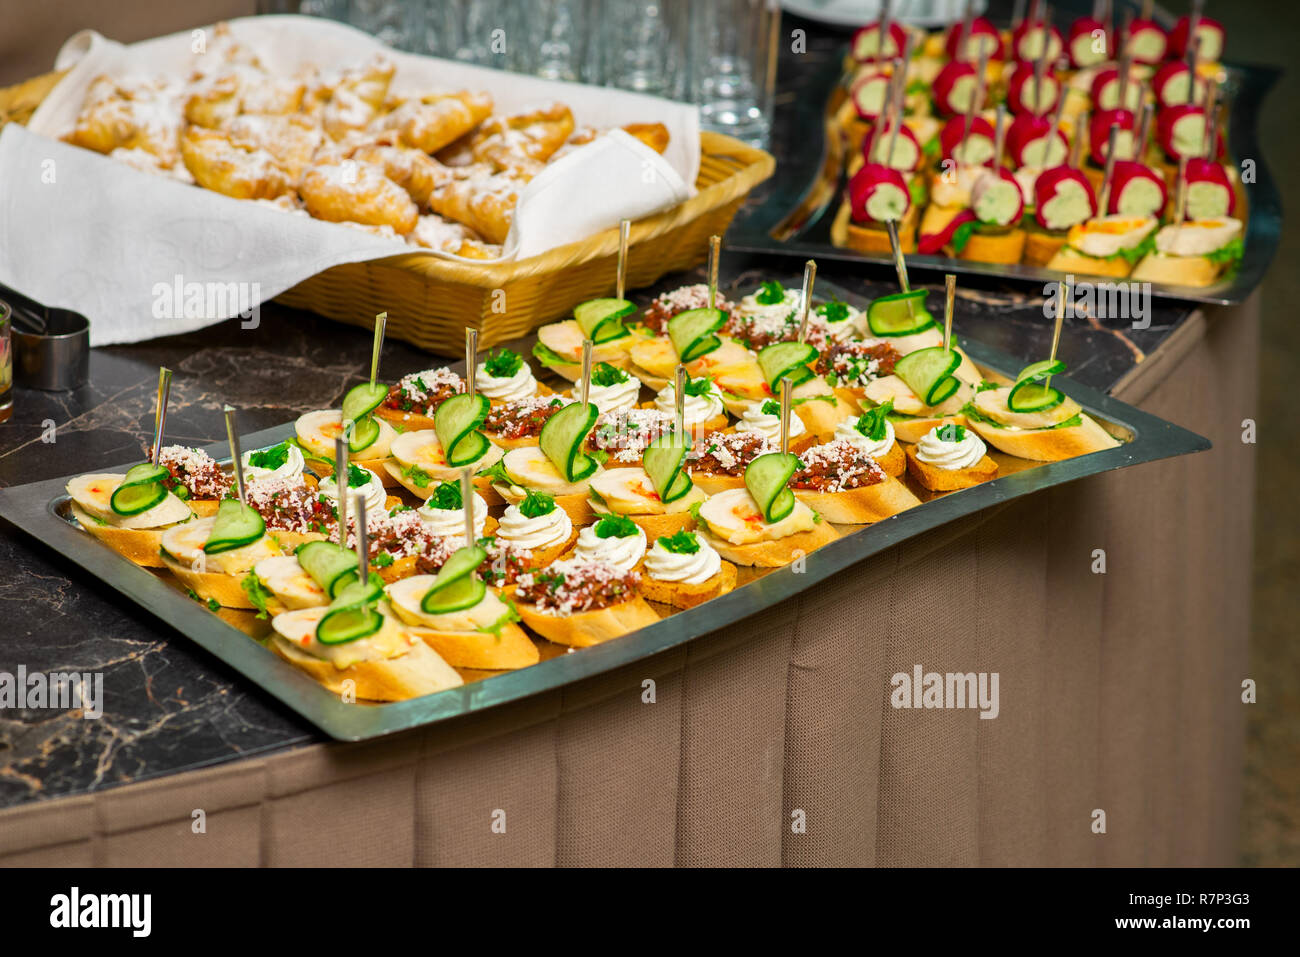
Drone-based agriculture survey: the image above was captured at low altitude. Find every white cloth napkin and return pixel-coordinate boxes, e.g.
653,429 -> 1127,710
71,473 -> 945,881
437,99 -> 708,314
0,15 -> 699,346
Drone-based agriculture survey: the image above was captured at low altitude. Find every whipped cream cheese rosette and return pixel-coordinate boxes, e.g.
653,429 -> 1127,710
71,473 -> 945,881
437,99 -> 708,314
571,515 -> 647,573
242,440 -> 306,484
318,465 -> 388,515
416,481 -> 490,540
475,349 -> 541,404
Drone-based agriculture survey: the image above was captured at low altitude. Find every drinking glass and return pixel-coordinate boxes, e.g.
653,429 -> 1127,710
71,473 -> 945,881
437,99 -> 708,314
595,0 -> 690,98
689,0 -> 780,147
0,301 -> 12,423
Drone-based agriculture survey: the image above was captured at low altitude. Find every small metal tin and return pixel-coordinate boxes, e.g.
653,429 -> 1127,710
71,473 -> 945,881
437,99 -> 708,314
13,306 -> 90,392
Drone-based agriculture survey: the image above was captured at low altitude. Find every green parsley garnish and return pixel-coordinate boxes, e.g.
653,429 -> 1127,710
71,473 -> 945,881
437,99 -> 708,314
518,488 -> 557,518
594,514 -> 639,539
818,300 -> 850,323
683,375 -> 715,398
401,463 -> 433,488
484,348 -> 523,378
657,530 -> 700,554
427,481 -> 463,511
936,423 -> 967,442
855,399 -> 893,441
591,362 -> 628,388
759,399 -> 781,416
347,463 -> 370,488
248,441 -> 291,471
755,280 -> 786,305
372,552 -> 394,568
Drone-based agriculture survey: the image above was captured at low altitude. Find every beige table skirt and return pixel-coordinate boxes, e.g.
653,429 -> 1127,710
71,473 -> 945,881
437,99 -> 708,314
0,301 -> 1256,867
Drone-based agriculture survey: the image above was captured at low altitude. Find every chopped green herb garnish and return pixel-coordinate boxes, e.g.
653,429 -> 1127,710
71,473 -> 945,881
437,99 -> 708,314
591,362 -> 628,387
657,530 -> 700,554
248,441 -> 291,471
855,399 -> 893,441
484,348 -> 524,378
347,463 -> 370,488
427,481 -> 463,511
683,375 -> 716,398
207,597 -> 221,612
372,552 -> 394,568
818,300 -> 850,323
518,488 -> 557,518
936,423 -> 967,442
755,280 -> 786,305
594,514 -> 639,539
759,399 -> 781,417
401,463 -> 433,488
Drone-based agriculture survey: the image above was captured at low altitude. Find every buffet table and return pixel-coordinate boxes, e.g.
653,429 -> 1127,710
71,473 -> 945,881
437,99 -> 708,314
0,5 -> 1259,867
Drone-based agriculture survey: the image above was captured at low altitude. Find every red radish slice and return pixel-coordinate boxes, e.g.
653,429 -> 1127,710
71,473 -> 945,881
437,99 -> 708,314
1088,108 -> 1137,166
1157,104 -> 1221,161
848,163 -> 912,224
971,167 -> 1025,226
919,208 -> 978,255
1106,161 -> 1168,217
1067,17 -> 1110,68
932,60 -> 982,117
1034,166 -> 1098,231
1170,15 -> 1226,62
941,115 -> 997,166
1006,61 -> 1061,117
1034,171 -> 1097,232
850,69 -> 894,120
1153,61 -> 1202,109
945,16 -> 1003,62
1124,18 -> 1168,64
1010,20 -> 1064,63
861,121 -> 922,172
1006,113 -> 1069,168
851,21 -> 908,63
1184,158 -> 1236,218
1089,67 -> 1142,113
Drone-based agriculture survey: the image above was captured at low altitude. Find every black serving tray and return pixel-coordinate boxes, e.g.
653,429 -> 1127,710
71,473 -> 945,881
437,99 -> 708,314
0,285 -> 1210,741
728,14 -> 1281,306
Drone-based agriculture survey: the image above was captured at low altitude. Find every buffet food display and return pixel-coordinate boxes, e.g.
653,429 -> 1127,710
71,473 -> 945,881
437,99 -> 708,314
59,250 -> 1128,705
829,3 -> 1248,289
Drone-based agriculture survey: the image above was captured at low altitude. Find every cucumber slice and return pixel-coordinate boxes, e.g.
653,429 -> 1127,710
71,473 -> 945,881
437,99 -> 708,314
643,433 -> 693,504
315,604 -> 383,645
434,393 -> 491,467
1007,379 -> 1065,413
347,415 -> 380,454
574,298 -> 635,344
204,499 -> 266,554
745,452 -> 800,524
110,463 -> 170,516
668,307 -> 726,362
894,347 -> 962,406
342,381 -> 388,424
330,574 -> 384,607
1015,358 -> 1066,383
866,291 -> 936,336
539,402 -> 600,483
295,540 -> 359,598
421,545 -> 488,614
756,341 -> 819,391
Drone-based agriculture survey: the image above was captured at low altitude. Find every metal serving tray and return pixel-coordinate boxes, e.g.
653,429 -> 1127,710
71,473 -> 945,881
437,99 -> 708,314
0,309 -> 1209,742
727,25 -> 1281,306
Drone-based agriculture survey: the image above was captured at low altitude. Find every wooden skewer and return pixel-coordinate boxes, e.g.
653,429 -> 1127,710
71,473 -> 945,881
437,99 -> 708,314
1173,156 -> 1190,225
796,260 -> 817,344
884,58 -> 906,167
1046,280 -> 1067,391
151,367 -> 172,466
960,0 -> 976,59
579,339 -> 593,407
616,219 -> 630,301
333,436 -> 348,547
1097,123 -> 1122,214
1136,100 -> 1154,161
1185,34 -> 1202,104
464,327 -> 478,398
460,467 -> 476,549
1070,109 -> 1088,168
1115,50 -> 1132,116
878,0 -> 894,59
961,46 -> 992,160
706,235 -> 721,309
353,490 -> 369,587
674,365 -> 687,438
992,103 -> 1007,167
779,376 -> 793,456
943,275 -> 956,353
369,312 -> 387,389
1202,80 -> 1219,160
1032,5 -> 1053,111
223,405 -> 247,506
888,220 -> 909,294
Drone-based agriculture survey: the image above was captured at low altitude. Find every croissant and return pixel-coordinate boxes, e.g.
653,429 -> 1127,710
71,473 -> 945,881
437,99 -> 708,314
444,102 -> 574,175
348,140 -> 450,205
299,161 -> 419,235
321,55 -> 395,139
65,75 -> 183,168
179,125 -> 293,200
380,90 -> 494,153
428,166 -> 523,244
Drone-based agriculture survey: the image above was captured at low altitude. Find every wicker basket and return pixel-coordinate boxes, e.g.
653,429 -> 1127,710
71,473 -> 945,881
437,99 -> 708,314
1,71 -> 774,357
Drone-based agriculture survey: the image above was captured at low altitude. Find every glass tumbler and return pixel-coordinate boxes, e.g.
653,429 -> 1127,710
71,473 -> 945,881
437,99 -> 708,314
0,301 -> 12,423
689,0 -> 781,147
596,0 -> 690,98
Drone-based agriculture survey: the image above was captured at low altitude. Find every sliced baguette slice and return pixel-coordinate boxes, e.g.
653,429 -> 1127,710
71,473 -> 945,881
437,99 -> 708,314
697,521 -> 839,567
689,472 -> 746,495
306,455 -> 398,487
1022,228 -> 1067,266
591,507 -> 695,541
958,228 -> 1026,264
385,461 -> 503,505
269,632 -> 461,701
967,414 -> 1120,460
904,446 -> 999,491
537,320 -> 634,382
875,440 -> 906,478
404,622 -> 539,670
792,475 -> 921,525
69,504 -> 171,567
890,414 -> 966,444
638,560 -> 738,609
1129,252 -> 1225,287
515,596 -> 660,647
375,405 -> 437,433
1045,245 -> 1134,278
266,528 -> 328,552
162,553 -> 262,609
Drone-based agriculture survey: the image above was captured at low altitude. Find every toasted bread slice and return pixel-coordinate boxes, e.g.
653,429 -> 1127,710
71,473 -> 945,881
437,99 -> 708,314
904,446 -> 999,491
385,461 -> 503,505
1045,245 -> 1134,278
162,553 -> 262,608
889,414 -> 966,444
404,622 -> 539,670
375,405 -> 438,433
875,440 -> 906,477
70,504 -> 173,567
697,521 -> 840,567
515,596 -> 660,647
959,228 -> 1026,264
637,560 -> 738,609
833,199 -> 919,254
966,414 -> 1120,461
306,455 -> 398,486
269,632 -> 462,701
591,508 -> 695,541
1130,252 -> 1226,287
689,472 -> 746,495
1022,228 -> 1067,266
792,475 -> 920,524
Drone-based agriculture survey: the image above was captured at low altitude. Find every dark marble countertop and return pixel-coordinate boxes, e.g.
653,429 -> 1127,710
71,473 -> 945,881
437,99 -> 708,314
0,6 -> 1199,809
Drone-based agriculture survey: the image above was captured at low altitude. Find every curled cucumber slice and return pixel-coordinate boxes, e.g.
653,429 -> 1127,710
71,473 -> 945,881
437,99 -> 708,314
342,382 -> 389,424
643,432 -> 693,504
316,604 -> 383,645
421,545 -> 487,614
756,341 -> 818,391
668,307 -> 726,362
204,499 -> 265,555
347,415 -> 381,454
1007,358 -> 1067,413
110,463 -> 170,516
539,401 -> 600,483
894,347 -> 962,406
745,452 -> 800,524
866,290 -> 936,336
434,393 -> 491,467
296,540 -> 359,598
574,298 -> 635,344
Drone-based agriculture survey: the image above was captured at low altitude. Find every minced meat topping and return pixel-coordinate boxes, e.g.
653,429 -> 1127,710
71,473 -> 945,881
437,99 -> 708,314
688,430 -> 775,476
515,559 -> 640,616
815,339 -> 900,386
484,395 -> 571,439
156,445 -> 232,500
383,368 -> 464,415
790,440 -> 886,492
639,285 -> 733,335
590,408 -> 675,463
